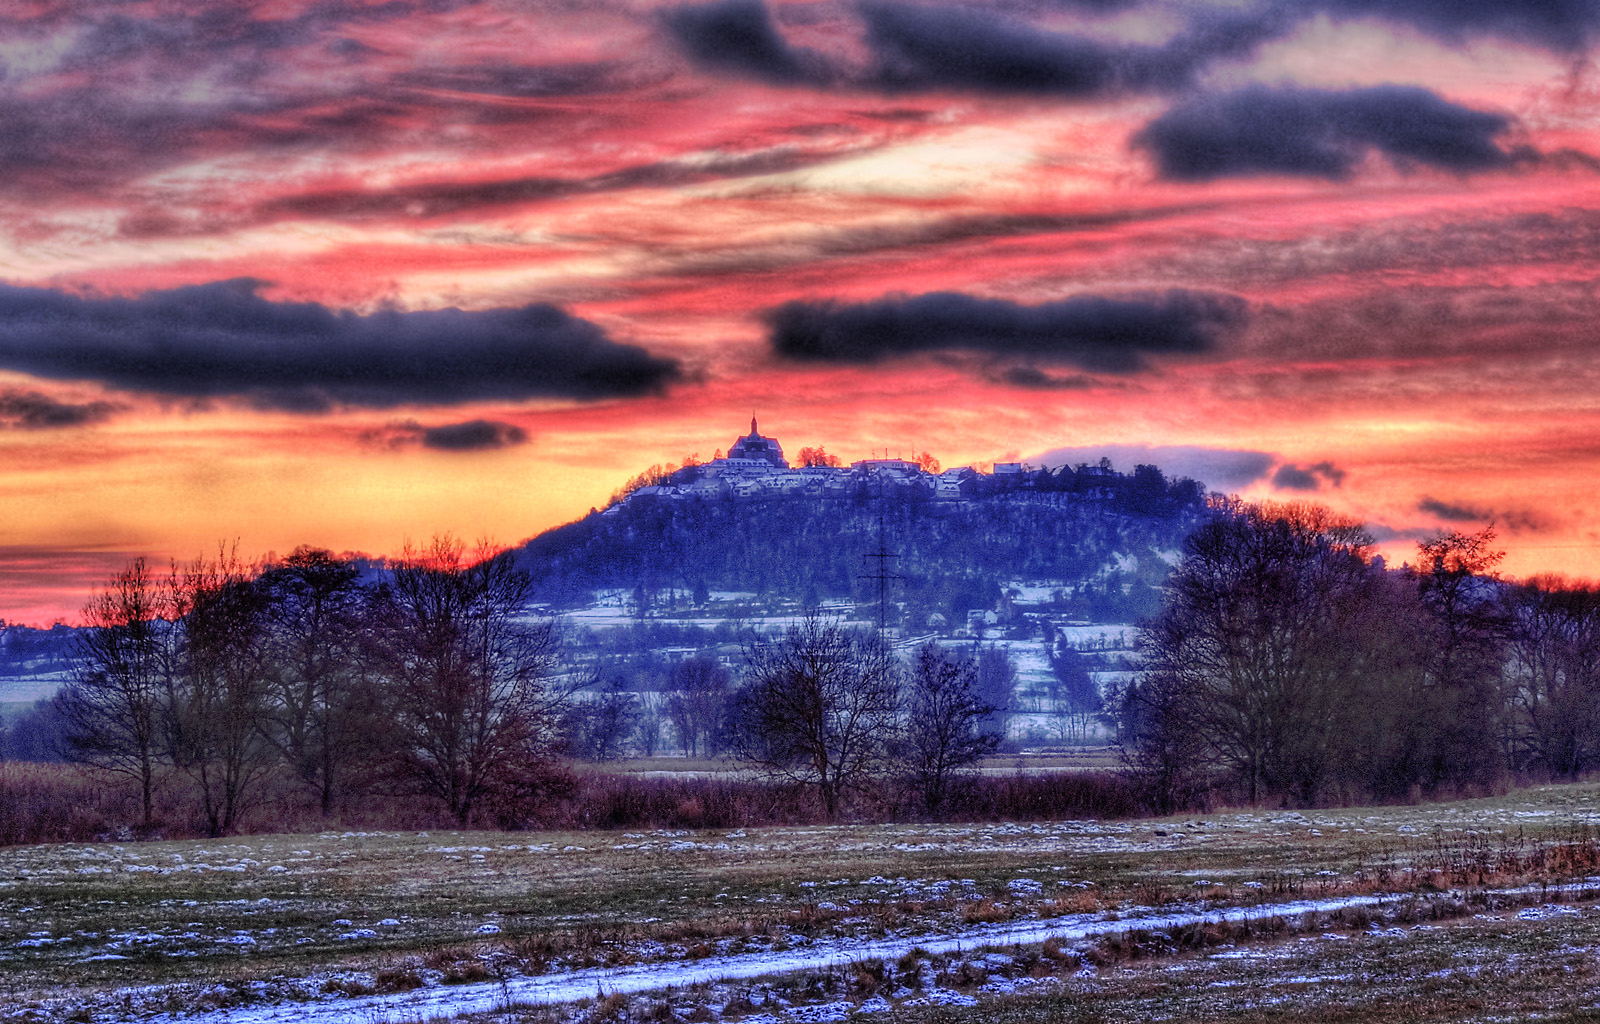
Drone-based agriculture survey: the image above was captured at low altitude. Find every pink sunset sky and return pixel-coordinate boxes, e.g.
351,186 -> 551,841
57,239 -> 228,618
3,0 -> 1600,623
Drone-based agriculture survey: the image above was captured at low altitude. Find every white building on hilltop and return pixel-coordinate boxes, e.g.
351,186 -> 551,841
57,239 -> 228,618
701,417 -> 789,478
625,419 -> 982,503
849,458 -> 921,474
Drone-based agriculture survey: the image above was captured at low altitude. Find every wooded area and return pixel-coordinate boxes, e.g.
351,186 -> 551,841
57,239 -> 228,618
10,488 -> 1600,838
1116,498 -> 1600,809
40,543 -> 1014,834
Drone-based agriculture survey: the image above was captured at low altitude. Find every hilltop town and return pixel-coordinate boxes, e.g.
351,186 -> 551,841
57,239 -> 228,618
614,417 -> 1062,506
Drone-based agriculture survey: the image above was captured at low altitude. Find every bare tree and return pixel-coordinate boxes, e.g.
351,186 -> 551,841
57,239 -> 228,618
666,655 -> 730,757
257,548 -> 378,814
729,615 -> 899,818
1404,527 -> 1509,791
1130,500 -> 1382,805
1505,579 -> 1600,779
1046,644 -> 1101,745
899,643 -> 997,813
1112,663 -> 1210,814
636,691 -> 667,757
563,678 -> 640,761
3,699 -> 70,763
370,537 -> 562,825
169,549 -> 275,837
972,645 -> 1016,742
56,558 -> 175,827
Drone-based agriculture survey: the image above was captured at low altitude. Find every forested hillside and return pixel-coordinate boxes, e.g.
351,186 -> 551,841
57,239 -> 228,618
516,465 -> 1210,624
0,623 -> 76,672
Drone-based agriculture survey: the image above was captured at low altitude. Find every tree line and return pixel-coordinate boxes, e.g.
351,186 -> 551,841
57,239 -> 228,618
56,539 -> 567,835
60,493 -> 1595,833
1116,498 -> 1600,809
48,541 -> 1019,833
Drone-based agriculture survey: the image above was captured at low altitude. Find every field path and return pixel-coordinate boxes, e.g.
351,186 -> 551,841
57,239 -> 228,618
133,888 -> 1469,1024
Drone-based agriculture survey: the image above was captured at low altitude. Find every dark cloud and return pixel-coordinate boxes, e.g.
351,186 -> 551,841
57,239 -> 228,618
1418,496 -> 1554,534
421,419 -> 529,451
660,0 -> 1600,100
662,0 -> 836,85
661,0 -> 1287,97
861,1 -> 1136,95
659,0 -> 1600,103
1419,496 -> 1484,522
8,0 -> 1597,216
768,289 -> 1248,372
1272,460 -> 1346,490
367,416 -> 530,450
861,1 -> 1288,97
1031,444 -> 1275,491
1058,1 -> 1600,58
0,280 -> 679,411
1134,85 -> 1527,182
1304,0 -> 1600,55
51,2 -> 426,79
0,389 -> 116,429
993,366 -> 1097,389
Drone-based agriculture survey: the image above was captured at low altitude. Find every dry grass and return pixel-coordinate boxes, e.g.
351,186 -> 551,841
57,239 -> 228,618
7,782 -> 1600,1021
0,757 -> 1153,847
0,762 -> 145,845
865,902 -> 1600,1024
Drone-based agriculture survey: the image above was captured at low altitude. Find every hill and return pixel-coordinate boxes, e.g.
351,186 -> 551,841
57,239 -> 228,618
515,462 -> 1212,626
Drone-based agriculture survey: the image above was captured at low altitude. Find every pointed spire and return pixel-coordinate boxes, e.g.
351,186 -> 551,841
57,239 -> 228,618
750,415 -> 758,436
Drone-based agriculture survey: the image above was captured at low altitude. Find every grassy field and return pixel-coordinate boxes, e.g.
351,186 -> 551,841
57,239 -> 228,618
7,783 -> 1600,1022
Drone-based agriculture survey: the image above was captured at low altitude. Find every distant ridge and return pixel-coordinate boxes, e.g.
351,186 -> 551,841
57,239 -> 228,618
515,459 -> 1212,625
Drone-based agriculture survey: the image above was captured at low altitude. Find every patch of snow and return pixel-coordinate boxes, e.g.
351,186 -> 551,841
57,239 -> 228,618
785,1000 -> 854,1022
1518,904 -> 1582,921
82,882 -> 1597,1024
904,988 -> 979,1008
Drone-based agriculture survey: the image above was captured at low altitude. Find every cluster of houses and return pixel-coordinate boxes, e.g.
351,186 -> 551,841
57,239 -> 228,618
622,419 -> 982,505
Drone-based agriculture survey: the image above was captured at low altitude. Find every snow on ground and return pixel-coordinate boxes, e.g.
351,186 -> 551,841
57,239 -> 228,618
121,885 -> 1590,1024
1001,583 -> 1061,604
1003,641 -> 1052,683
1051,625 -> 1135,649
547,607 -> 876,635
0,670 -> 71,702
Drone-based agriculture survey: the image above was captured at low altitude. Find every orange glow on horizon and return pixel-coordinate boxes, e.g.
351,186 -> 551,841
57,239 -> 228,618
1,1 -> 1599,621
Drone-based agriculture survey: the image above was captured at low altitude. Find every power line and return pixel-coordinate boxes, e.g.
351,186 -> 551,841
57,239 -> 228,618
858,485 -> 904,634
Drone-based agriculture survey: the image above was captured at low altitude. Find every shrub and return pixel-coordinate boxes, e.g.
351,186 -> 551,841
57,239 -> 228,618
0,756 -> 1162,846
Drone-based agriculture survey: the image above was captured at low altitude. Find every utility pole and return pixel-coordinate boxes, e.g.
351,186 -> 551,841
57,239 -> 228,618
858,482 -> 904,635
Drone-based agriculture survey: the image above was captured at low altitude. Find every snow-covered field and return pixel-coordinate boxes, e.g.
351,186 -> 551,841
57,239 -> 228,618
9,785 -> 1600,1023
0,670 -> 71,703
93,884 -> 1598,1024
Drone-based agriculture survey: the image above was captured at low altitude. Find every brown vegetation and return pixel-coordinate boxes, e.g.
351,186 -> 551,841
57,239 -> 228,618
0,757 -> 1147,846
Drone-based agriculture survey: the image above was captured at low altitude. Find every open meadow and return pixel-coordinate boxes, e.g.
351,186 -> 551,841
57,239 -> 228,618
8,785 -> 1600,1023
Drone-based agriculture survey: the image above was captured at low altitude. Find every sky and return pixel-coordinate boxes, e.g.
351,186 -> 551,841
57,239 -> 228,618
4,0 -> 1600,624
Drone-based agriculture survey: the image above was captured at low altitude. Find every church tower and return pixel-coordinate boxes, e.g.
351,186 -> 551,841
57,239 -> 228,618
726,417 -> 787,468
